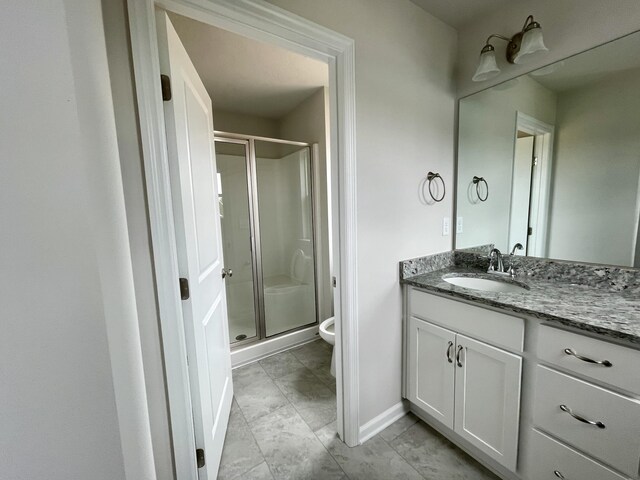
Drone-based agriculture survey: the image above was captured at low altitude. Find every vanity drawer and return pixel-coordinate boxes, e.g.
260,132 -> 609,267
533,365 -> 640,478
527,429 -> 628,480
409,289 -> 524,352
537,325 -> 640,394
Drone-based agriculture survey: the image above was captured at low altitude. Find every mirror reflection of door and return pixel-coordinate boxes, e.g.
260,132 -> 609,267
508,132 -> 535,254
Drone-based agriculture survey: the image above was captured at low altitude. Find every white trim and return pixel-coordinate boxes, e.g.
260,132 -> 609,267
127,0 -> 359,476
127,1 -> 198,478
359,401 -> 409,444
231,327 -> 320,368
513,112 -> 555,258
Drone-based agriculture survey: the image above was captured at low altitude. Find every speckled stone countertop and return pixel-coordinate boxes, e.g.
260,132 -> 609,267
400,251 -> 640,346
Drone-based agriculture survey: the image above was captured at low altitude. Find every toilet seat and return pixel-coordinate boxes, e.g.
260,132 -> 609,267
319,317 -> 336,377
319,317 -> 335,345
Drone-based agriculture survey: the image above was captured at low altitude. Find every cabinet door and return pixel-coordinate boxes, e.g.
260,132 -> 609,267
407,317 -> 456,428
454,334 -> 522,470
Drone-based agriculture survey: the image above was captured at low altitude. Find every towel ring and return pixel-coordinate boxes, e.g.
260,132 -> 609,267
472,176 -> 489,202
426,172 -> 446,202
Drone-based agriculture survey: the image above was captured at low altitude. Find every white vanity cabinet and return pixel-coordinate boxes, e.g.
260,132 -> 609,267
405,288 -> 523,471
403,286 -> 640,480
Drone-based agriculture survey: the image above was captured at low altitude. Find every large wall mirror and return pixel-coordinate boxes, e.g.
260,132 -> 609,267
455,31 -> 640,268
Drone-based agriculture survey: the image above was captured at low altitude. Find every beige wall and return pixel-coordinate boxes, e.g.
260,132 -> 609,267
547,68 -> 640,266
2,0 -> 155,478
456,0 -> 640,97
214,109 -> 279,138
266,0 -> 458,425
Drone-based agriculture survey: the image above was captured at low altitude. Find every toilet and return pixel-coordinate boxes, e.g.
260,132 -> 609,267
319,316 -> 336,377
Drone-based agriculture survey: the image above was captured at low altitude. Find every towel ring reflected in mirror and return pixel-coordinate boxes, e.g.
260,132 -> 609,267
473,176 -> 489,201
426,171 -> 446,202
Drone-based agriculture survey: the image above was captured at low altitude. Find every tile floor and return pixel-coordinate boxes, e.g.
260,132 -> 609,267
218,339 -> 499,480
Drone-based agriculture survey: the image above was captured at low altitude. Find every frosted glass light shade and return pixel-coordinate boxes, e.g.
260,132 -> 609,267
472,49 -> 500,82
514,26 -> 548,64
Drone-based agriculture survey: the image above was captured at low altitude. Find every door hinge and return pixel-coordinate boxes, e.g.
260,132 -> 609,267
533,156 -> 538,166
196,448 -> 205,468
179,277 -> 190,300
161,74 -> 172,101
528,227 -> 533,236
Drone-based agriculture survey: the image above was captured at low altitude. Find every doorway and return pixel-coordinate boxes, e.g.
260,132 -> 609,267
127,0 -> 359,477
508,112 -> 555,257
166,11 -> 333,363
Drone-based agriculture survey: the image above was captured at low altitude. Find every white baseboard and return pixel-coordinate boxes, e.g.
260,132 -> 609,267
359,401 -> 409,444
231,325 -> 320,368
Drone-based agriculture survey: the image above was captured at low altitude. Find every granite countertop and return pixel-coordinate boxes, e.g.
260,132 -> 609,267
402,266 -> 640,346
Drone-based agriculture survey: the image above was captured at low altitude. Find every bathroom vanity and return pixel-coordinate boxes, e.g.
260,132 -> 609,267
400,252 -> 640,480
404,28 -> 640,480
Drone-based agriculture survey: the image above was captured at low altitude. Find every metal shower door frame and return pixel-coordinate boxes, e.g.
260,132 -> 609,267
213,136 -> 262,347
215,131 -> 320,348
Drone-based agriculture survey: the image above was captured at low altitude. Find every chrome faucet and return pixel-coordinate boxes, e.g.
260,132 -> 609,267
488,248 -> 505,273
510,243 -> 523,256
487,243 -> 524,278
507,243 -> 523,277
488,246 -> 521,278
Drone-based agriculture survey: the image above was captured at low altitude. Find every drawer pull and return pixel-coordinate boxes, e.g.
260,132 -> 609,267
446,341 -> 453,363
553,471 -> 565,479
559,404 -> 605,429
456,345 -> 464,367
563,348 -> 612,367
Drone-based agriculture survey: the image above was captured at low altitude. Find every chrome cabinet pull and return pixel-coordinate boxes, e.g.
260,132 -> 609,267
553,471 -> 565,479
559,404 -> 605,429
446,341 -> 453,363
564,348 -> 612,367
456,345 -> 464,367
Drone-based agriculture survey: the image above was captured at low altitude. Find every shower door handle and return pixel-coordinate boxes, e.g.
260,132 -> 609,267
221,268 -> 233,279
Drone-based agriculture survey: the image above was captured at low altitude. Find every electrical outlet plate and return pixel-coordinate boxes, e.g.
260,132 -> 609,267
442,217 -> 450,236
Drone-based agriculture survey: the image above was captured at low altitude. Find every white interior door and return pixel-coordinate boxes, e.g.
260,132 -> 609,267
156,11 -> 233,479
508,135 -> 534,252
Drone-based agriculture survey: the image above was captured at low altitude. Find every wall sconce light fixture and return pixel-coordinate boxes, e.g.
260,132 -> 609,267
472,15 -> 548,82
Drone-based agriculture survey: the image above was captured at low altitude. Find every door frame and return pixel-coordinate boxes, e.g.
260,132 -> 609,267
127,0 -> 359,477
510,112 -> 554,258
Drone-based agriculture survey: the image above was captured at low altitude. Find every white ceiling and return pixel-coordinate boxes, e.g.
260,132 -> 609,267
169,13 -> 328,119
409,0 -> 513,28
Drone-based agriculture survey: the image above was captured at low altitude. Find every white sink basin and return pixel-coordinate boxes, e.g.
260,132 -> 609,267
443,276 -> 527,293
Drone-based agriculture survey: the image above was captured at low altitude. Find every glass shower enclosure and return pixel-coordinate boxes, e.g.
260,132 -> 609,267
214,133 -> 318,346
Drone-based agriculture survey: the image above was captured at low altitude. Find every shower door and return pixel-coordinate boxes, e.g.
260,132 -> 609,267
255,140 -> 318,337
214,139 -> 260,344
215,134 -> 319,346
